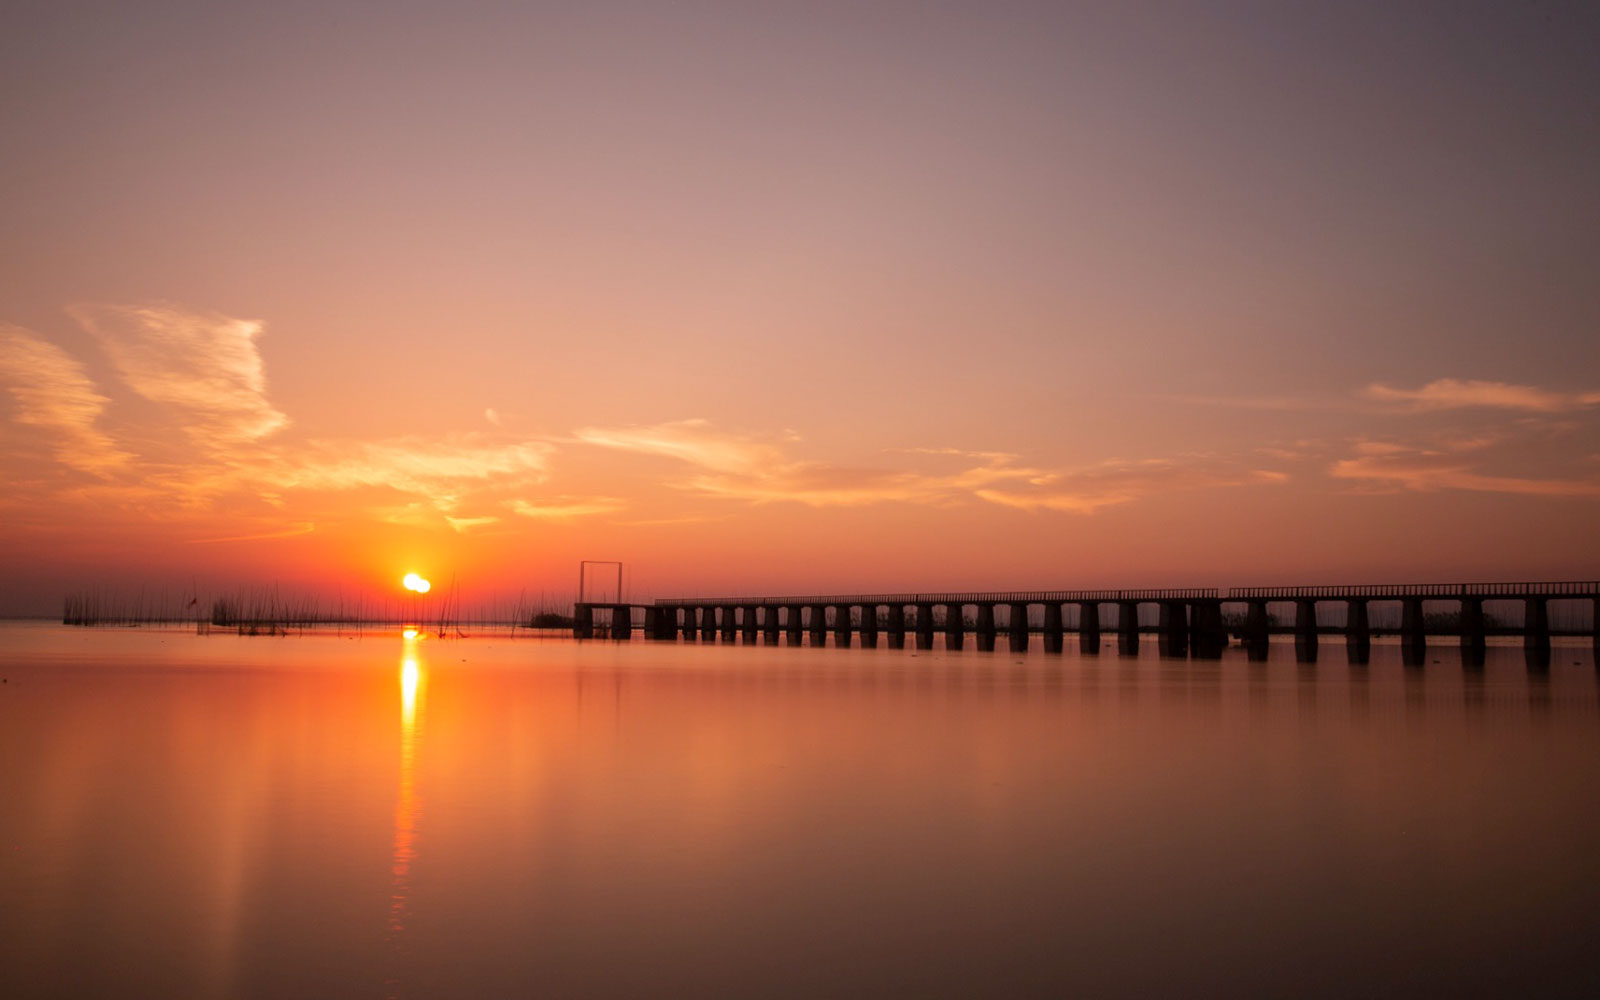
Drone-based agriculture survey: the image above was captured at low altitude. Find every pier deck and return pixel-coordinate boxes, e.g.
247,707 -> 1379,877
572,582 -> 1600,665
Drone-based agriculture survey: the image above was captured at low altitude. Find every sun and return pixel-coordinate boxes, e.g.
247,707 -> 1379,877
402,572 -> 432,594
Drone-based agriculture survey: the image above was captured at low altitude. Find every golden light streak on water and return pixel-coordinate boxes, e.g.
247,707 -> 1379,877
400,658 -> 421,730
386,637 -> 427,992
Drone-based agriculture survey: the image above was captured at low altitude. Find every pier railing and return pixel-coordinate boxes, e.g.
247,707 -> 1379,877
1227,582 -> 1600,600
653,589 -> 1218,607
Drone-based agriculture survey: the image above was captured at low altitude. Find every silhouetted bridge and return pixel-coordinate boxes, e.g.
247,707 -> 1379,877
574,582 -> 1599,664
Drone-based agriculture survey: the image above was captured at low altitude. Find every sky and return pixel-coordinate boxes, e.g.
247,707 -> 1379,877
1,1 -> 1597,615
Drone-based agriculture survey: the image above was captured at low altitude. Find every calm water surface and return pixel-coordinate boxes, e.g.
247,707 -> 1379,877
2,623 -> 1598,998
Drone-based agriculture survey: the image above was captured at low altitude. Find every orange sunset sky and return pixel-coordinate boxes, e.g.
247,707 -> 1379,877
2,2 -> 1597,614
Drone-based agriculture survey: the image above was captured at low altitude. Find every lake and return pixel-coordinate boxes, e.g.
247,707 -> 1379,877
2,622 -> 1597,998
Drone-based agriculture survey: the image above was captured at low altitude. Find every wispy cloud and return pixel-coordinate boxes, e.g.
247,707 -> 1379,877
574,419 -> 782,475
1174,379 -> 1600,416
68,303 -> 289,447
575,419 -> 1283,512
613,514 -> 725,526
1329,432 -> 1600,497
892,446 -> 1024,463
1366,378 -> 1600,413
0,325 -> 133,475
1330,455 -> 1600,497
272,438 -> 553,500
1,306 -> 565,530
187,522 -> 317,544
976,459 -> 1287,514
578,420 -> 1042,506
684,464 -> 961,506
445,515 -> 501,532
508,496 -> 626,519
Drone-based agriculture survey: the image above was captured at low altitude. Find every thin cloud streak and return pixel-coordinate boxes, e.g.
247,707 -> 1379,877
579,419 -> 1050,506
574,420 -> 782,475
1330,456 -> 1600,497
272,438 -> 553,500
577,419 -> 1282,512
1366,378 -> 1600,413
977,461 -> 1288,514
445,515 -> 501,532
1175,379 -> 1600,415
508,497 -> 626,519
187,522 -> 317,544
1329,429 -> 1600,498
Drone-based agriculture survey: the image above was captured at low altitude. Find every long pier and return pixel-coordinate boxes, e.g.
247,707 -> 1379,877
573,582 -> 1600,665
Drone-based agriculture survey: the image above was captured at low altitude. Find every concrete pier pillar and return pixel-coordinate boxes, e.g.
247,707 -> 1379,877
1346,599 -> 1370,664
678,607 -> 694,640
833,605 -> 852,646
574,603 -> 594,640
1189,601 -> 1226,659
1593,597 -> 1599,660
943,604 -> 964,650
808,605 -> 828,644
1008,602 -> 1029,652
740,605 -> 758,642
975,604 -> 996,644
1293,600 -> 1317,662
1524,597 -> 1550,661
1460,598 -> 1486,665
860,604 -> 879,647
1078,602 -> 1101,654
886,605 -> 906,648
1042,603 -> 1064,653
1401,598 -> 1425,664
612,605 -> 631,640
915,604 -> 936,649
1244,601 -> 1269,661
1158,602 -> 1188,658
643,606 -> 663,640
1117,601 -> 1139,655
761,606 -> 781,642
701,606 -> 718,642
786,605 -> 804,642
1243,601 -> 1269,642
720,605 -> 738,641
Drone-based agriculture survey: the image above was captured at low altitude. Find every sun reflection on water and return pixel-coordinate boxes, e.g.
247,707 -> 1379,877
387,633 -> 427,974
400,658 -> 421,729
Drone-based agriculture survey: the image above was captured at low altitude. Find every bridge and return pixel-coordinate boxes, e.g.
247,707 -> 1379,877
572,582 -> 1600,665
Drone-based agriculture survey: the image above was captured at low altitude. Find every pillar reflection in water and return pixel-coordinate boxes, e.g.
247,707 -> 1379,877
389,633 -> 427,945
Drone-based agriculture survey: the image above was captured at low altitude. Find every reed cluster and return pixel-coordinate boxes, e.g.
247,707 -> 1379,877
60,581 -> 582,633
62,589 -> 200,626
209,589 -> 333,634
